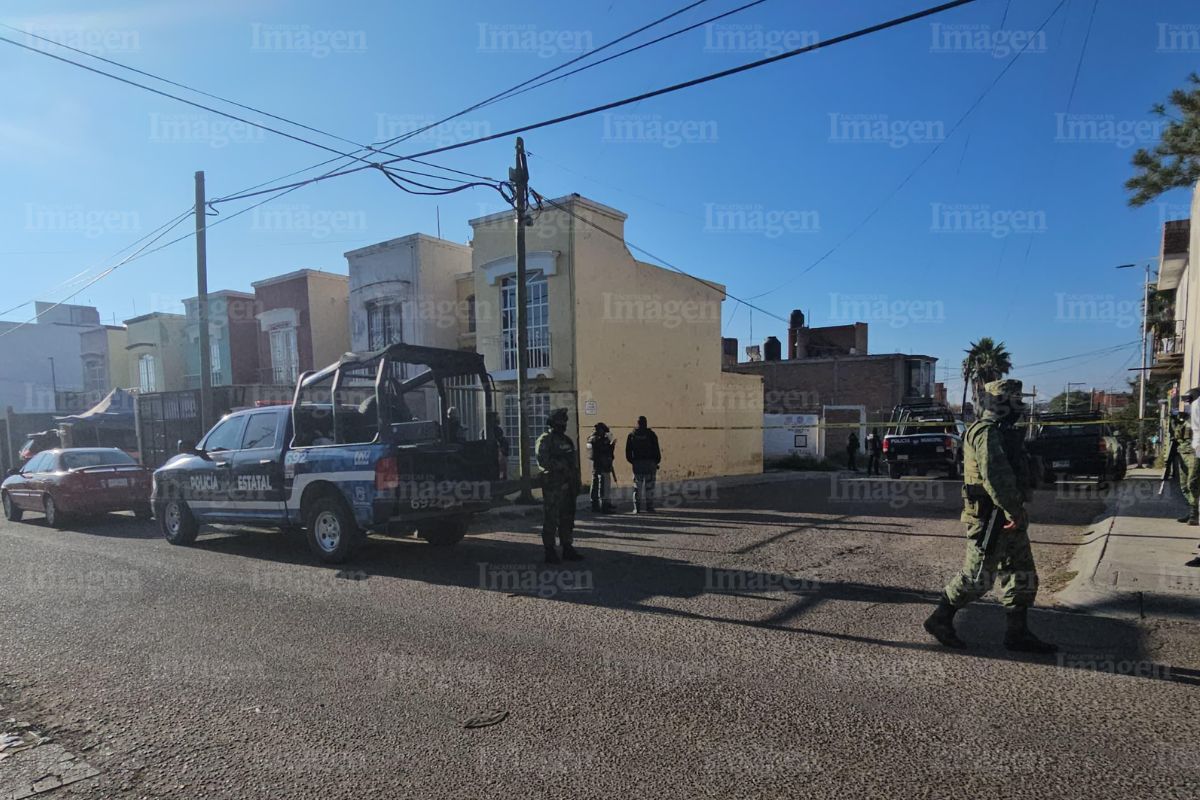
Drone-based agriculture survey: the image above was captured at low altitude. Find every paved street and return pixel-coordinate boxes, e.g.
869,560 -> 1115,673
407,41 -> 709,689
2,473 -> 1198,799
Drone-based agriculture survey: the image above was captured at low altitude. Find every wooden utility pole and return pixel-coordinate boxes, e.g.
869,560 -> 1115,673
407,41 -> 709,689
195,171 -> 213,432
510,138 -> 535,503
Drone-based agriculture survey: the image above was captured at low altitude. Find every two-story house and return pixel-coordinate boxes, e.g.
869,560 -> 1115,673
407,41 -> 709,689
468,194 -> 763,481
343,233 -> 472,352
251,269 -> 349,384
124,312 -> 188,393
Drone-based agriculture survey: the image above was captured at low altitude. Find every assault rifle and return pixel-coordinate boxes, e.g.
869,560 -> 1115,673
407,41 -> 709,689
1160,438 -> 1179,497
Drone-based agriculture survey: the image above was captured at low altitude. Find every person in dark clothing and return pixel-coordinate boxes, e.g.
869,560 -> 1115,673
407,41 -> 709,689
846,431 -> 860,472
625,416 -> 661,513
483,411 -> 509,480
866,428 -> 883,476
587,422 -> 617,512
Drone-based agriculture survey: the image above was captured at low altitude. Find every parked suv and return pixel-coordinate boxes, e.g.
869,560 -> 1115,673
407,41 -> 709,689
882,403 -> 963,480
1026,411 -> 1125,484
152,344 -> 505,563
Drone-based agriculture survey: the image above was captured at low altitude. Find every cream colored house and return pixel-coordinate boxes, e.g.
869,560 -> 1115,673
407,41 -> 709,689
468,194 -> 762,481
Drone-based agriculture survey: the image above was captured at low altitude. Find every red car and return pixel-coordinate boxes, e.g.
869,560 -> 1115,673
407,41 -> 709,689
2,448 -> 152,527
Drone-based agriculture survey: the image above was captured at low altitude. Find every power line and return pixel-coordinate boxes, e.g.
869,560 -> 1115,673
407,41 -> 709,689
459,0 -> 774,113
535,192 -> 789,325
745,0 -> 1068,301
215,0 -> 985,206
0,208 -> 195,337
375,0 -> 984,169
371,0 -> 718,151
0,30 -> 501,197
1014,340 -> 1141,371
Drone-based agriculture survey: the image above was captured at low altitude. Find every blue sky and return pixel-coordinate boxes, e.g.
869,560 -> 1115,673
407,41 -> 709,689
1,0 -> 1195,401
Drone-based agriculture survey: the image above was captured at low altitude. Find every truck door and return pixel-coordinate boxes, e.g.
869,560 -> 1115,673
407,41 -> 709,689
190,414 -> 245,521
231,411 -> 288,523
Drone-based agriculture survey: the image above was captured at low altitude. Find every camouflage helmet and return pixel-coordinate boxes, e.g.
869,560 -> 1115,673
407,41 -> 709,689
546,407 -> 570,426
981,379 -> 1026,418
983,379 -> 1022,398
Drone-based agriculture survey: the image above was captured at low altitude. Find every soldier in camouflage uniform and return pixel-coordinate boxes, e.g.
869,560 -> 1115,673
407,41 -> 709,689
1173,390 -> 1199,525
535,408 -> 583,564
924,379 -> 1056,653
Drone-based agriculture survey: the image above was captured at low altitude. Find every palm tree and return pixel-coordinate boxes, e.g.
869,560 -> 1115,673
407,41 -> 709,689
961,337 -> 1013,417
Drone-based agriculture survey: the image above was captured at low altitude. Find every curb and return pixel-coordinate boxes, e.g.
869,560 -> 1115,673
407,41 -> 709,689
1055,481 -> 1200,620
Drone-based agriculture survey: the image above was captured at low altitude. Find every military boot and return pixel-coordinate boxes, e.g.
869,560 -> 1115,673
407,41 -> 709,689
1178,513 -> 1192,523
1003,607 -> 1058,654
923,594 -> 966,649
1189,512 -> 1199,527
562,545 -> 584,562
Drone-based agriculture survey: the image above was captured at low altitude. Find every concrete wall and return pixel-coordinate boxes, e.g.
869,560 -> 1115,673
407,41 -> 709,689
1182,183 -> 1200,401
306,271 -> 350,368
106,327 -> 130,390
0,304 -> 100,412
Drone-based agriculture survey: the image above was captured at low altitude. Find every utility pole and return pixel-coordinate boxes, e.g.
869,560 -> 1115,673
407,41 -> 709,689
510,138 -> 535,504
195,171 -> 213,432
1138,262 -> 1150,466
48,357 -> 57,411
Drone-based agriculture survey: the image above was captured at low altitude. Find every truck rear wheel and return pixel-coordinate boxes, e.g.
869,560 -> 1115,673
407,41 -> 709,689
418,514 -> 470,546
305,495 -> 361,564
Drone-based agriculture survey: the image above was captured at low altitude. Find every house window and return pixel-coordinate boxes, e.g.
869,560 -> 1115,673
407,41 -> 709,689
210,341 -> 222,386
502,392 -> 550,465
269,326 -> 299,384
137,354 -> 157,393
501,274 -> 550,371
367,300 -> 402,351
83,357 -> 107,394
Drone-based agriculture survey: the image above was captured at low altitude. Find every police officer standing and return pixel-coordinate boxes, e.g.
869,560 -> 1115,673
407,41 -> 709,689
1176,389 -> 1200,525
587,422 -> 617,513
626,416 -> 661,513
865,428 -> 883,476
536,408 -> 583,564
923,379 -> 1056,653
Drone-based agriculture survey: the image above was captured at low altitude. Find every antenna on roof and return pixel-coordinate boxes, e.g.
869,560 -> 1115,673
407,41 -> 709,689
436,205 -> 441,239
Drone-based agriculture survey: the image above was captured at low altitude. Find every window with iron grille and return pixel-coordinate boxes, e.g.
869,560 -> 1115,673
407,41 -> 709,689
269,326 -> 299,384
501,274 -> 550,371
367,300 -> 403,351
502,391 -> 550,465
137,354 -> 157,393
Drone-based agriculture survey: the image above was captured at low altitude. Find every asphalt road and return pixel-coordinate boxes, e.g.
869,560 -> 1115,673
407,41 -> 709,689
1,473 -> 1198,799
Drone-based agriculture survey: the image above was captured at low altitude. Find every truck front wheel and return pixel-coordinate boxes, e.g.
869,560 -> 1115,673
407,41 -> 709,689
418,514 -> 470,546
305,495 -> 361,564
161,498 -> 198,545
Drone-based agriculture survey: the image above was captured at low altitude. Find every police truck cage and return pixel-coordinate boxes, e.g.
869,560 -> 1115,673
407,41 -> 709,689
292,342 -> 503,483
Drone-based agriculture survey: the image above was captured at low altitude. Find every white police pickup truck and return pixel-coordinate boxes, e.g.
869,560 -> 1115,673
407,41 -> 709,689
152,344 -> 506,563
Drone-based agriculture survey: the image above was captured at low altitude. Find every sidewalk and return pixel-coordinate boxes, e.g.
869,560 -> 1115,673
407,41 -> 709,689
479,467 -> 832,519
1058,467 -> 1200,620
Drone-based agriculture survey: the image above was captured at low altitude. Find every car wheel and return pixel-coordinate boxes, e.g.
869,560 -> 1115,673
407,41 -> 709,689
2,491 -> 22,522
133,503 -> 153,520
305,495 -> 360,564
888,463 -> 903,480
43,494 -> 67,529
418,514 -> 470,546
160,498 -> 199,545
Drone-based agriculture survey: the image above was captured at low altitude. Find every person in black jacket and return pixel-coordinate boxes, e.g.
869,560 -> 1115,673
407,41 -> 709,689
586,422 -> 617,513
625,416 -> 661,513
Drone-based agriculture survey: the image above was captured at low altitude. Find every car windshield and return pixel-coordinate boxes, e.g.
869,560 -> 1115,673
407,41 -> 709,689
62,450 -> 136,469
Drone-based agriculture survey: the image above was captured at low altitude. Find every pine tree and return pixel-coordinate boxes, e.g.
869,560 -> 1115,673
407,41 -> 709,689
1127,72 -> 1200,207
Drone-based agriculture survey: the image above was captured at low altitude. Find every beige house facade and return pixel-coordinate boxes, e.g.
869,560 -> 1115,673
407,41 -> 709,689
468,194 -> 762,481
